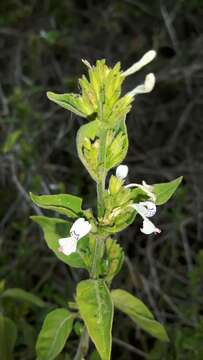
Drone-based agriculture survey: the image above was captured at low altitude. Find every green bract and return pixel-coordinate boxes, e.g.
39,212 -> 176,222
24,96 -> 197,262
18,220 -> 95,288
31,55 -> 183,359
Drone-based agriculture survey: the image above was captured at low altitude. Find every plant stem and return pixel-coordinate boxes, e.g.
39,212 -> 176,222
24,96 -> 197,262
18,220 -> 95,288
97,128 -> 107,218
73,328 -> 89,360
90,117 -> 108,278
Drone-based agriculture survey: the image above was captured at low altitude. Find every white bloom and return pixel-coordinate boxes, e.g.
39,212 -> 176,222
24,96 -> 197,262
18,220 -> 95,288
116,165 -> 129,179
138,201 -> 157,218
131,202 -> 161,235
125,180 -> 156,202
141,218 -> 161,235
122,50 -> 157,77
58,218 -> 91,256
127,73 -> 156,97
70,218 -> 92,239
59,236 -> 77,255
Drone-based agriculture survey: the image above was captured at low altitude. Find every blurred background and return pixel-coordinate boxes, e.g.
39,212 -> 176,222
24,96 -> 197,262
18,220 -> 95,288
0,0 -> 203,359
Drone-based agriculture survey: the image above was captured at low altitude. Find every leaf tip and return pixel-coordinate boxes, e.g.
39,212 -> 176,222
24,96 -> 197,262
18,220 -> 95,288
47,91 -> 55,101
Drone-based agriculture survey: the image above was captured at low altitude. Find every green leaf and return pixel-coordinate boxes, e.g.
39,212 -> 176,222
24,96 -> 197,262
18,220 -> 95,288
36,308 -> 74,360
47,91 -> 90,117
2,129 -> 21,154
111,289 -> 169,342
31,216 -> 86,268
30,192 -> 82,218
154,176 -> 183,205
1,288 -> 46,307
76,279 -> 113,360
0,315 -> 17,360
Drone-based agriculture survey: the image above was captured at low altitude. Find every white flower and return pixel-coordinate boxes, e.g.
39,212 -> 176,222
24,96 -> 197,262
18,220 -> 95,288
116,165 -> 129,179
58,236 -> 78,255
141,218 -> 161,235
131,202 -> 161,235
70,218 -> 92,239
127,73 -> 156,97
58,218 -> 91,256
138,201 -> 157,217
125,180 -> 156,202
122,50 -> 157,77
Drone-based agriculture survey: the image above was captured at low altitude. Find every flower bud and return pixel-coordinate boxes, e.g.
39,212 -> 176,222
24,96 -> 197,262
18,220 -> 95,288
116,165 -> 128,179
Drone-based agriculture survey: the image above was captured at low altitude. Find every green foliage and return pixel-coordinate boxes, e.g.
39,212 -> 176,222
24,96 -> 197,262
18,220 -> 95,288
76,120 -> 128,182
1,288 -> 46,307
0,314 -> 17,360
47,92 -> 91,118
76,279 -> 113,360
36,308 -> 74,360
0,1 -> 198,359
154,176 -> 183,205
31,216 -> 87,268
111,289 -> 169,342
31,50 -> 180,358
30,193 -> 83,218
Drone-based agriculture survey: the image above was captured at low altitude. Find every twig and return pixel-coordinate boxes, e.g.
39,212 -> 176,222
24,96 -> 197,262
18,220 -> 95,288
113,337 -> 148,358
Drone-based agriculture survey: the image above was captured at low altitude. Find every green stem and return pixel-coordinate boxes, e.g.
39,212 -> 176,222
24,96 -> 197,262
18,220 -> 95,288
97,128 -> 107,218
73,328 -> 89,360
91,106 -> 108,279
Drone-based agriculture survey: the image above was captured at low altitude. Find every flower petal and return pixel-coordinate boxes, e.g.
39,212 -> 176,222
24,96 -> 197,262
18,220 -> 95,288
58,236 -> 77,255
131,203 -> 161,235
122,50 -> 156,77
127,73 -> 156,97
139,201 -> 156,218
70,218 -> 91,240
140,218 -> 161,235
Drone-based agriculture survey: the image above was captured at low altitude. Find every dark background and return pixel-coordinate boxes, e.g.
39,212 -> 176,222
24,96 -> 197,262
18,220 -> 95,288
0,0 -> 203,359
